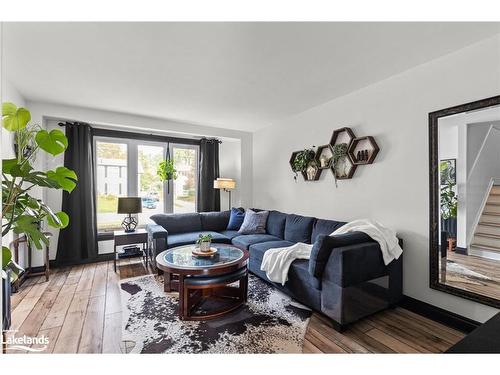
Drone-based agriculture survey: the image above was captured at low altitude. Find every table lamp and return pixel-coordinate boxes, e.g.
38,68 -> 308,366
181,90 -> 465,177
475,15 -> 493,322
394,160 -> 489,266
117,197 -> 142,232
213,178 -> 236,210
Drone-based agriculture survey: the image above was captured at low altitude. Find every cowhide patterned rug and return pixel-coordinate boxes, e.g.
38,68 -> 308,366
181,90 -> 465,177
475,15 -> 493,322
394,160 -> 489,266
120,274 -> 311,354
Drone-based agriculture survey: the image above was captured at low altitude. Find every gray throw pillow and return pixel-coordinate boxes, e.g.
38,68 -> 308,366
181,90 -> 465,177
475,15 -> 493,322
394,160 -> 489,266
238,209 -> 269,234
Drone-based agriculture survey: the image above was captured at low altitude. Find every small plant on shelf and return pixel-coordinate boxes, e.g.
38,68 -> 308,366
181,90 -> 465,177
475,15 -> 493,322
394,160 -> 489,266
331,143 -> 348,187
292,147 -> 316,181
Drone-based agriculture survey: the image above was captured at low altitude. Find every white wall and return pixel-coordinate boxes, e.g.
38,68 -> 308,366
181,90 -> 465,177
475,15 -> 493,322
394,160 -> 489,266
253,34 -> 500,322
29,103 -> 249,263
219,139 -> 242,210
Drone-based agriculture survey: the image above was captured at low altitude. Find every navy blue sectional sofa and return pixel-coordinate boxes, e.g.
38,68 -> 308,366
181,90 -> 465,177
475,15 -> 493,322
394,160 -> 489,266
146,209 -> 403,331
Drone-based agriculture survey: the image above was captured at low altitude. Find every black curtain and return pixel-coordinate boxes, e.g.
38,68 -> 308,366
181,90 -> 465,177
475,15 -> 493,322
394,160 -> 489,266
197,138 -> 221,212
56,122 -> 98,265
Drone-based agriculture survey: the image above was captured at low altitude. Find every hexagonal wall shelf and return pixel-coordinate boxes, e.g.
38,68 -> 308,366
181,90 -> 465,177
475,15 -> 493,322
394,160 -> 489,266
315,144 -> 333,170
290,150 -> 321,181
347,136 -> 380,165
329,127 -> 356,148
331,156 -> 357,180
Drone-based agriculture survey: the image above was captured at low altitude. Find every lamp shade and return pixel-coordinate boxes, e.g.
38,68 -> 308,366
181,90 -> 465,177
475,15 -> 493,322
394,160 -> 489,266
213,178 -> 236,190
117,197 -> 142,214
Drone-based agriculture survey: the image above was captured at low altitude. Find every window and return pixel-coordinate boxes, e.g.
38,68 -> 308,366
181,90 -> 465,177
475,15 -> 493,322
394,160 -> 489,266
96,141 -> 128,231
94,136 -> 199,232
173,146 -> 198,213
137,144 -> 165,225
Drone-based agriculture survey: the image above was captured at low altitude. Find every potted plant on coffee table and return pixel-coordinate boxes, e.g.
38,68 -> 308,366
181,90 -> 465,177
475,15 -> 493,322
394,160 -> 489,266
196,234 -> 213,252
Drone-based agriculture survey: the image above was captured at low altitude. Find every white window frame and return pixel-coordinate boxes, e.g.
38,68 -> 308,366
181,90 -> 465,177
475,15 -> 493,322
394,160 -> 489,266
94,136 -> 199,232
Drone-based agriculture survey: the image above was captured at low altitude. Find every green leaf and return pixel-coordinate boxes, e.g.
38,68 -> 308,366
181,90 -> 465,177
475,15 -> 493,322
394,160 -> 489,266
12,215 -> 49,250
46,167 -> 78,193
2,158 -> 18,174
10,162 -> 33,177
24,171 -> 60,189
2,102 -> 31,131
2,246 -> 12,269
47,211 -> 69,229
6,261 -> 24,282
35,129 -> 68,156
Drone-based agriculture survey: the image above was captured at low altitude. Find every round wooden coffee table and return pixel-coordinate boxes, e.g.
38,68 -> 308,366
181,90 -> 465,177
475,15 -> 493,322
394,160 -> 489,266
156,244 -> 249,320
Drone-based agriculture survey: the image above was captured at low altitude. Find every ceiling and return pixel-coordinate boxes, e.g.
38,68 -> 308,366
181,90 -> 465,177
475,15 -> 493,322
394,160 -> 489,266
3,22 -> 500,132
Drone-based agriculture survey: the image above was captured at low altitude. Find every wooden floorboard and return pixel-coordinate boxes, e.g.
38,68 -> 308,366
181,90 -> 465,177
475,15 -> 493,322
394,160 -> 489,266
7,259 -> 465,354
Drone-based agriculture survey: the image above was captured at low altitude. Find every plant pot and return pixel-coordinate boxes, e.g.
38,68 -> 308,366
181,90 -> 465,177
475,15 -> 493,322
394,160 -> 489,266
199,241 -> 211,252
2,270 -> 12,331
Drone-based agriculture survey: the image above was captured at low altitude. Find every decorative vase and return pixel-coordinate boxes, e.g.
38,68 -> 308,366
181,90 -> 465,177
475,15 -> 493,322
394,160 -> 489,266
306,165 -> 316,180
200,241 -> 211,252
320,156 -> 327,168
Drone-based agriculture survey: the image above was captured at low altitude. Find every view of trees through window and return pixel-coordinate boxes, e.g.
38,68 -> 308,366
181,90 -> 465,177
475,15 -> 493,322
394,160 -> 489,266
137,145 -> 164,224
95,138 -> 198,231
173,147 -> 197,213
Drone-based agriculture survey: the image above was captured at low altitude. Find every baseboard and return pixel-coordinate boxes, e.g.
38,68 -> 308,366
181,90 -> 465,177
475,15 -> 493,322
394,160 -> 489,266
399,295 -> 480,333
454,247 -> 468,255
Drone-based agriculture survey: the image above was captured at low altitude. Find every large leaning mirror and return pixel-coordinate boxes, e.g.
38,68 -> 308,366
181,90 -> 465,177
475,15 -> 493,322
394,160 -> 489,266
430,95 -> 500,308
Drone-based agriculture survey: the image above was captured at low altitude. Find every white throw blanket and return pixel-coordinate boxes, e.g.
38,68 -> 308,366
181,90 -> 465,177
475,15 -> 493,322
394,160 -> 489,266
260,219 -> 402,285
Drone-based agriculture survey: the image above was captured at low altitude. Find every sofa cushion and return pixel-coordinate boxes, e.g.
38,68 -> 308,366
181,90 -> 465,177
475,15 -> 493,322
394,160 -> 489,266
200,210 -> 230,232
248,240 -> 295,262
151,213 -> 202,234
284,214 -> 315,243
232,234 -> 282,250
238,209 -> 269,234
167,231 -> 231,249
266,210 -> 287,239
227,207 -> 245,230
311,219 -> 346,243
248,240 -> 321,290
218,230 -> 240,240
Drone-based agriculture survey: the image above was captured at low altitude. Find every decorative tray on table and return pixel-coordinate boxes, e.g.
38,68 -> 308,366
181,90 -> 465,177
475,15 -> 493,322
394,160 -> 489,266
191,247 -> 218,257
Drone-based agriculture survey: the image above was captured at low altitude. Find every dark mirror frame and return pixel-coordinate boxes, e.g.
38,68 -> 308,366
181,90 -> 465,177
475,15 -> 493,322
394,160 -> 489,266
429,95 -> 500,308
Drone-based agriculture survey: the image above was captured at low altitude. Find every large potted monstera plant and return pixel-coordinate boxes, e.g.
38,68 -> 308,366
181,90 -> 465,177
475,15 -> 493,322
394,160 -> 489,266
2,102 -> 77,331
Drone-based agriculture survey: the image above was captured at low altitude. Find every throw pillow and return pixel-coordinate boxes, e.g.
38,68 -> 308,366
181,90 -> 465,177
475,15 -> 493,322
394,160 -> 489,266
226,207 -> 245,230
238,209 -> 269,234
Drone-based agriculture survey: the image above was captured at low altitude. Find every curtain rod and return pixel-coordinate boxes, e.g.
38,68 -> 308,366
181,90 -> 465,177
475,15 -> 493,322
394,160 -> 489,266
58,122 -> 222,145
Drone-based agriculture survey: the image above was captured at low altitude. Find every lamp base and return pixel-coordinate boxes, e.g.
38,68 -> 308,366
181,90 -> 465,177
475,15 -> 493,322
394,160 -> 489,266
121,215 -> 138,233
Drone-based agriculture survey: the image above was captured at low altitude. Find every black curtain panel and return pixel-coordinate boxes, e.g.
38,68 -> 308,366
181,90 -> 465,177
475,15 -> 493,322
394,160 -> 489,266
56,122 -> 98,265
197,138 -> 221,212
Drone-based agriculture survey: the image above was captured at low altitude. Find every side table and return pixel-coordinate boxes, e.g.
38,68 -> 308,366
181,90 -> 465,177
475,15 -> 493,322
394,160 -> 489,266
113,229 -> 148,272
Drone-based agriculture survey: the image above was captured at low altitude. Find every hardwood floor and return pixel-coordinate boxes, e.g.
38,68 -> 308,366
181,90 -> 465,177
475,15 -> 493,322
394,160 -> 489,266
7,259 -> 465,354
440,251 -> 500,300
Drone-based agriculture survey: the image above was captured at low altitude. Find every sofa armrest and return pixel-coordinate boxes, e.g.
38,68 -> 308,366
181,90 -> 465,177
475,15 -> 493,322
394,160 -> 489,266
322,242 -> 388,287
309,232 -> 374,278
146,224 -> 169,265
146,224 -> 168,240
